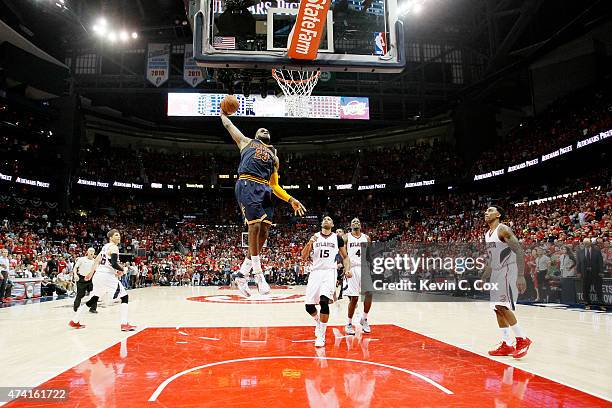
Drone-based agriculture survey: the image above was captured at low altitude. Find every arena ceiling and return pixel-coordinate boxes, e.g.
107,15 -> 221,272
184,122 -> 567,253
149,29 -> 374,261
0,0 -> 609,139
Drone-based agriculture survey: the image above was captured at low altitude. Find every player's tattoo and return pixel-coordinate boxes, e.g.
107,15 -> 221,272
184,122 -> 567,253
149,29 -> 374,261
498,224 -> 525,276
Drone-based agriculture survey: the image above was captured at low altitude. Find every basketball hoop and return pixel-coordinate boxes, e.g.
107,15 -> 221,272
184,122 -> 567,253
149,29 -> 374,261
272,68 -> 321,117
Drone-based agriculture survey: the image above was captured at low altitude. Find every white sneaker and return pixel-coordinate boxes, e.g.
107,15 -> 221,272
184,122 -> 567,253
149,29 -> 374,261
235,277 -> 251,298
315,334 -> 326,348
254,273 -> 271,295
360,318 -> 371,333
314,321 -> 322,337
345,324 -> 355,335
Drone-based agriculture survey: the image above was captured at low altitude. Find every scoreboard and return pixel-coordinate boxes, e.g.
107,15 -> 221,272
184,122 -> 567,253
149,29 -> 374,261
168,93 -> 370,120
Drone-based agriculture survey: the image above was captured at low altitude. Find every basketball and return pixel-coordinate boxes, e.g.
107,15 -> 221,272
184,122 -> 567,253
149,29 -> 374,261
220,95 -> 239,115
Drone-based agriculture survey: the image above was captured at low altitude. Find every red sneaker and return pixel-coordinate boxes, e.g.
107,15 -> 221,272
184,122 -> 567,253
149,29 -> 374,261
69,320 -> 86,329
121,323 -> 137,332
488,341 -> 515,356
2,297 -> 14,303
512,337 -> 532,359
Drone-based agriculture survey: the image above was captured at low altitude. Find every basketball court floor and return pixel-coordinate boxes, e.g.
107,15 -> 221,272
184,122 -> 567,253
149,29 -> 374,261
0,286 -> 610,407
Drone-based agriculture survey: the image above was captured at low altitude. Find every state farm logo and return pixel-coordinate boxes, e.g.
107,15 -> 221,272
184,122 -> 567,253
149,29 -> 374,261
188,294 -> 305,304
341,100 -> 368,116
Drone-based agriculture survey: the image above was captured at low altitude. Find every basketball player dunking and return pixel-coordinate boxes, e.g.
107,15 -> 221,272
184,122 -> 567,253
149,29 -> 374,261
302,216 -> 350,347
343,218 -> 372,335
484,206 -> 532,358
69,229 -> 136,331
221,113 -> 306,298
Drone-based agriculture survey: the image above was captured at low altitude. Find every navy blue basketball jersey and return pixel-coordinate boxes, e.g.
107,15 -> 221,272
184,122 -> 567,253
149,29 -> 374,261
237,140 -> 276,180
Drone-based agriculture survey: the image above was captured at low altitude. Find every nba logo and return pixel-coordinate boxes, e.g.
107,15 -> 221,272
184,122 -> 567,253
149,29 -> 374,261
373,32 -> 387,55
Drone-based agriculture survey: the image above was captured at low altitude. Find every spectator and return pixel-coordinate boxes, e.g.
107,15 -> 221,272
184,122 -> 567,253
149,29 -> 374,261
559,246 -> 577,278
535,248 -> 551,302
576,238 -> 605,310
0,249 -> 11,302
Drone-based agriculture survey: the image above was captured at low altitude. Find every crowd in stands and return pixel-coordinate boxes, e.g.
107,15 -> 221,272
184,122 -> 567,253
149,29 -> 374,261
78,144 -> 144,183
1,171 -> 610,303
472,83 -> 612,174
0,103 -> 60,184
2,80 -> 612,306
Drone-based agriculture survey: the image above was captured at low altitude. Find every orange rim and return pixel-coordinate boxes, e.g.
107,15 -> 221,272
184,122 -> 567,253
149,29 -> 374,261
271,69 -> 321,85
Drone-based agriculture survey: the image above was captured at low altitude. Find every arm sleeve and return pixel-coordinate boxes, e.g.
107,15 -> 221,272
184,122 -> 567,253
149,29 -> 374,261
269,172 -> 292,202
337,235 -> 344,248
110,253 -> 124,272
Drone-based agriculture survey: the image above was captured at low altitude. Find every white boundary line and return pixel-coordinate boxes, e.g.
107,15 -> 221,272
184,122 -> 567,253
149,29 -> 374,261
147,356 -> 454,401
394,324 -> 612,402
0,328 -> 144,407
198,336 -> 221,341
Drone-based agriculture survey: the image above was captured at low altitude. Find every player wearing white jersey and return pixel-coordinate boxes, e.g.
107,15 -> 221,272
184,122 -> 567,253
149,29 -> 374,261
484,206 -> 532,358
302,216 -> 350,348
69,229 -> 137,332
343,218 -> 373,335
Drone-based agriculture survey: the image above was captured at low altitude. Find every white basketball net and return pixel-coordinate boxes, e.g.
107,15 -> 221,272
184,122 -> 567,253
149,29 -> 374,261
272,69 -> 321,117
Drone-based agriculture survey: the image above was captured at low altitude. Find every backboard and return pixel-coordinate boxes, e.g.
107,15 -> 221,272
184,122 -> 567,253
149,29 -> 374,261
192,0 -> 405,72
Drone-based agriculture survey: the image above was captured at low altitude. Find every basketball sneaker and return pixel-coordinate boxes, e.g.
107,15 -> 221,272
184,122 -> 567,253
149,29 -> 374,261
69,320 -> 86,329
121,323 -> 137,332
345,323 -> 355,335
254,273 -> 271,295
488,341 -> 515,356
232,272 -> 251,298
360,318 -> 371,334
315,333 -> 326,348
512,337 -> 532,359
314,320 -> 322,337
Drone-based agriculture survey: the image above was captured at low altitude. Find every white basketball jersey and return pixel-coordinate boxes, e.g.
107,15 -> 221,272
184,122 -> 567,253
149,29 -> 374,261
485,224 -> 516,271
347,232 -> 368,266
311,232 -> 340,271
96,243 -> 119,275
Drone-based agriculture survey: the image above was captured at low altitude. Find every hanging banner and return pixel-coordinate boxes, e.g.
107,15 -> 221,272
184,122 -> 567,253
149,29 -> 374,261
146,43 -> 170,87
183,44 -> 204,87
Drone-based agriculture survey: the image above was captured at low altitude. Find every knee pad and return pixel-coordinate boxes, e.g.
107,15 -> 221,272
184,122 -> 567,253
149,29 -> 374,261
305,304 -> 317,315
121,294 -> 129,304
319,296 -> 330,314
86,296 -> 99,308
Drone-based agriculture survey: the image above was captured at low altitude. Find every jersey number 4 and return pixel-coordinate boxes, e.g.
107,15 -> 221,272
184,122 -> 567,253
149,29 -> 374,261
355,249 -> 361,257
319,249 -> 330,258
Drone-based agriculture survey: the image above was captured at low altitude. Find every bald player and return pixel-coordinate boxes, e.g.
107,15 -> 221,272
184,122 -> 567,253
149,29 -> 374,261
221,112 -> 306,298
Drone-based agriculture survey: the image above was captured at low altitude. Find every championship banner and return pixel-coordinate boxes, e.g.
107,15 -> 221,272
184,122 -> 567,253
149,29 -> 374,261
183,44 -> 204,87
146,43 -> 170,87
287,0 -> 332,60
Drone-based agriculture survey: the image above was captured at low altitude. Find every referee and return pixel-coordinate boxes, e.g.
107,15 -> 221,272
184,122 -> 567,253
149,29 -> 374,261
73,248 -> 96,313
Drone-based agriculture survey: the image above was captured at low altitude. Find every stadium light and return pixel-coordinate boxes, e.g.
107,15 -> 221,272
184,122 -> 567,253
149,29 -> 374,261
92,18 -> 138,43
399,0 -> 425,16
